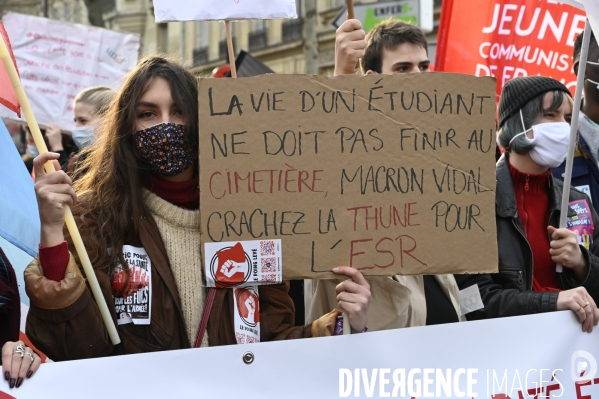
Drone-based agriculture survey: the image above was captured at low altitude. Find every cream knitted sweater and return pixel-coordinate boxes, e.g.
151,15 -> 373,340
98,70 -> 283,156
142,189 -> 208,347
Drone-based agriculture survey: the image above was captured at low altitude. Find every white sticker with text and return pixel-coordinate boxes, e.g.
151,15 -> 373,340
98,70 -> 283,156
204,240 -> 282,288
459,284 -> 484,316
110,245 -> 152,325
233,286 -> 260,344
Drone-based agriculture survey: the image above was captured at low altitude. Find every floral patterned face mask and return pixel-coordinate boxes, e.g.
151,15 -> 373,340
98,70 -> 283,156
134,123 -> 197,176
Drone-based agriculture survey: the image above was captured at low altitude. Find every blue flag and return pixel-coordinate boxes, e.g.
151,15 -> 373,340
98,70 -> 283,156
0,119 -> 39,257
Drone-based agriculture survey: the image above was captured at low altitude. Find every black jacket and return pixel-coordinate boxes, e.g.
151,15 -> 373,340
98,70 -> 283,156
456,154 -> 599,320
553,129 -> 599,215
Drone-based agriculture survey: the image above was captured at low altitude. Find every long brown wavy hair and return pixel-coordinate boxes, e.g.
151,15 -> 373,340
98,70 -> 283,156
72,56 -> 199,279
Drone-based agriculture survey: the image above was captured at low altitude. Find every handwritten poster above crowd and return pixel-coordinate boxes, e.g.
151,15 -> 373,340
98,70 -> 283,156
198,73 -> 498,280
435,0 -> 592,98
153,0 -> 297,22
0,12 -> 139,131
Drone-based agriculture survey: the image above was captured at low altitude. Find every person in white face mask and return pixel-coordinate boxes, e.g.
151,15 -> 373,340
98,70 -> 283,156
64,86 -> 116,176
455,76 -> 599,333
552,31 -> 599,214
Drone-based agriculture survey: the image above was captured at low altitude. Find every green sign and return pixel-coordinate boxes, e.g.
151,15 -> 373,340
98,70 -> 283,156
363,3 -> 418,30
332,0 -> 433,33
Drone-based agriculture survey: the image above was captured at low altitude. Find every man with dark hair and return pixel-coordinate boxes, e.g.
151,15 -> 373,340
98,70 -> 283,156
334,19 -> 430,76
553,32 -> 599,213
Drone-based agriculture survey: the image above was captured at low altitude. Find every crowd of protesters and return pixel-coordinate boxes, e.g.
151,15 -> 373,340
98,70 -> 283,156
1,15 -> 599,392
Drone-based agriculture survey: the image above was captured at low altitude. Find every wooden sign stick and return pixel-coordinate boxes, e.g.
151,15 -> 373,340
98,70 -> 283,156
225,21 -> 238,78
0,31 -> 120,345
347,0 -> 355,19
346,0 -> 360,73
557,19 -> 592,272
344,2 -> 355,332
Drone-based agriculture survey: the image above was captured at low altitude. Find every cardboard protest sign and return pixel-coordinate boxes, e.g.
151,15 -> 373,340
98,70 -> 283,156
0,12 -> 139,131
153,0 -> 297,22
199,73 -> 498,279
436,0 -> 586,97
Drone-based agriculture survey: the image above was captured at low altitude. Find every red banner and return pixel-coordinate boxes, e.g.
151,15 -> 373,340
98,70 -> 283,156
436,0 -> 586,99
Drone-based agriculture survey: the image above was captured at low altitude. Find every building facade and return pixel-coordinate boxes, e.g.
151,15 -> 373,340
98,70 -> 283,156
0,0 -> 88,24
1,0 -> 442,76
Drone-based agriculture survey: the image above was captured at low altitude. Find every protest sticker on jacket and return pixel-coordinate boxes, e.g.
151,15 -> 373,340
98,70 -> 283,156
153,0 -> 297,22
567,199 -> 594,251
233,286 -> 260,344
110,246 -> 152,325
199,73 -> 498,279
0,12 -> 139,131
204,240 -> 282,288
435,0 -> 586,97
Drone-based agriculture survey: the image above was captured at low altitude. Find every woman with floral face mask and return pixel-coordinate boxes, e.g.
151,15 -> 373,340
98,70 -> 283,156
0,56 -> 370,372
455,76 -> 599,332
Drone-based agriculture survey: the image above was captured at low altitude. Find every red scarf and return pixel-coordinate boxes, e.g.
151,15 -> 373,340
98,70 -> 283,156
145,174 -> 199,210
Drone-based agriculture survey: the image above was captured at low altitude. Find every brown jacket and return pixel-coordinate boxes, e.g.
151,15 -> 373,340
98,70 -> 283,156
24,207 -> 338,361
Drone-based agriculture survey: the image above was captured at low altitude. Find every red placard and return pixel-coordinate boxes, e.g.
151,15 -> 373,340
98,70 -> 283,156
0,21 -> 20,116
435,0 -> 587,99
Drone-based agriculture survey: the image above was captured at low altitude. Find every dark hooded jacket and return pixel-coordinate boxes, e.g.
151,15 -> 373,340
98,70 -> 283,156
456,154 -> 599,319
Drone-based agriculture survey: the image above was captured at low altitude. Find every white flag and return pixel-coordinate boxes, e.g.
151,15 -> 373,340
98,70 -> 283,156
153,0 -> 297,22
556,0 -> 599,47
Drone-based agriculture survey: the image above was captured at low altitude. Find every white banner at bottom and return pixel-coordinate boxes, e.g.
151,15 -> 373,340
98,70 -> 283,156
2,311 -> 598,398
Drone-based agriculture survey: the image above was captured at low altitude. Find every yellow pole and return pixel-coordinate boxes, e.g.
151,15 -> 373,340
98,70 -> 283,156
0,32 -> 120,345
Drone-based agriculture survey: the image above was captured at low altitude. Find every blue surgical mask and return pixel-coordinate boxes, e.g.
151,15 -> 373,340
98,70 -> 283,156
72,126 -> 96,149
26,144 -> 39,157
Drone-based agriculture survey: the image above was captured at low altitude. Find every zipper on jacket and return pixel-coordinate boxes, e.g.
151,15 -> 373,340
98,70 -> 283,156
511,219 -> 533,289
517,270 -> 523,284
500,269 -> 524,284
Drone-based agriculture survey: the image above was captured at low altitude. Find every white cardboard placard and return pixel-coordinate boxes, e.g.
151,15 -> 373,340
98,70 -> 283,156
557,0 -> 599,43
153,0 -> 297,22
0,12 -> 139,132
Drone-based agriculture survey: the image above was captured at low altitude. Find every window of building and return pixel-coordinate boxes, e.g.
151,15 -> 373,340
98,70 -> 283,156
251,20 -> 266,31
196,21 -> 209,48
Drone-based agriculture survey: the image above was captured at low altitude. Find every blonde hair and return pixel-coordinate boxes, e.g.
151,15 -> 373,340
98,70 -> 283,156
73,86 -> 116,117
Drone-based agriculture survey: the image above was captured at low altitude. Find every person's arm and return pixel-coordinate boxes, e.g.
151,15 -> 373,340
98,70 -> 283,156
24,252 -> 115,361
334,19 -> 366,76
456,274 -> 598,332
454,273 -> 558,320
44,124 -> 68,166
23,153 -> 115,361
